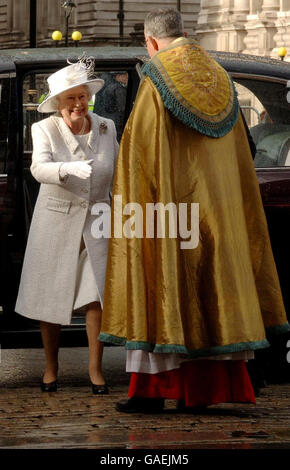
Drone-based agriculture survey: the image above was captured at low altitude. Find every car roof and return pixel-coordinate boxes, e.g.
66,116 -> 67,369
211,50 -> 290,81
0,46 -> 290,80
0,47 -> 147,72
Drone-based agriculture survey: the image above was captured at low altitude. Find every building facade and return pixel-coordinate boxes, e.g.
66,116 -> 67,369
0,0 -> 200,48
0,0 -> 289,60
196,0 -> 290,59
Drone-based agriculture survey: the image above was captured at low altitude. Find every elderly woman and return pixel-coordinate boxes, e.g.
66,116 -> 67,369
15,60 -> 119,394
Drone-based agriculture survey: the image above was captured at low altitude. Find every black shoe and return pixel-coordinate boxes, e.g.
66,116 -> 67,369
41,381 -> 57,392
116,397 -> 165,413
91,383 -> 109,395
177,400 -> 207,413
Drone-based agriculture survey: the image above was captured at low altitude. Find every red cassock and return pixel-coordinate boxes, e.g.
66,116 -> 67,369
128,360 -> 256,407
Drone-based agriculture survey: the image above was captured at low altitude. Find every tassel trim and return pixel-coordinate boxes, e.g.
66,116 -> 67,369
98,333 -> 270,357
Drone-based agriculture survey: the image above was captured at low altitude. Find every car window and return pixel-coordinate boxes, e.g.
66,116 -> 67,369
22,70 -> 129,167
233,76 -> 290,168
93,71 -> 128,142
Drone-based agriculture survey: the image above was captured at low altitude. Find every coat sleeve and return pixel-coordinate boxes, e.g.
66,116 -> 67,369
30,122 -> 69,185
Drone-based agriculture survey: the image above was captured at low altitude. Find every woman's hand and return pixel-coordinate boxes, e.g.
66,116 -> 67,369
59,159 -> 93,180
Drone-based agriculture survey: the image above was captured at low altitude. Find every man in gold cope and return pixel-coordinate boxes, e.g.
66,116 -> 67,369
99,8 -> 290,412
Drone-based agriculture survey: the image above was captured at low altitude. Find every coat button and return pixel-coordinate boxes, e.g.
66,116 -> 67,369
81,188 -> 88,193
80,201 -> 88,208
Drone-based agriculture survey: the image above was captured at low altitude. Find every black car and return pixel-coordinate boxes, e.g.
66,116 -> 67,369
1,47 -> 290,382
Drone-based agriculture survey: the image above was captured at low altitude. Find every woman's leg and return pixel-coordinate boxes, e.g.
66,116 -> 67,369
86,301 -> 105,385
40,321 -> 61,383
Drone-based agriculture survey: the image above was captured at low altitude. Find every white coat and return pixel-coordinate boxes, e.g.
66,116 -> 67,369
15,111 -> 119,325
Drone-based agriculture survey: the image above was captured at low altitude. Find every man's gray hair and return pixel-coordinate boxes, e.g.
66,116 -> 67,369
144,8 -> 184,39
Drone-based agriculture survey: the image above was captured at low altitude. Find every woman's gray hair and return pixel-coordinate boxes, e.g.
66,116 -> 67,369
144,8 -> 184,39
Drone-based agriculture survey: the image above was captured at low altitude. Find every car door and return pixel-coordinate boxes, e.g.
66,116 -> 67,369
21,64 -> 139,230
0,59 -> 140,347
232,72 -> 290,381
0,68 -> 19,321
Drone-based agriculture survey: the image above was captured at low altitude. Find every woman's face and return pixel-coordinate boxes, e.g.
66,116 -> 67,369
58,85 -> 90,124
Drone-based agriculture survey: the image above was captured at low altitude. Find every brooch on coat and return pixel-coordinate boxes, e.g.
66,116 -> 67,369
99,122 -> 108,134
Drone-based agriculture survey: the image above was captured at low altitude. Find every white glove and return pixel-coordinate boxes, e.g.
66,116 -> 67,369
59,159 -> 93,180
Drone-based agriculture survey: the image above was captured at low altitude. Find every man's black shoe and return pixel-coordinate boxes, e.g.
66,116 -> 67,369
116,397 -> 165,413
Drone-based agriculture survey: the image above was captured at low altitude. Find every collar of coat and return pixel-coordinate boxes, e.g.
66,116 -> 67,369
141,38 -> 239,138
50,111 -> 102,154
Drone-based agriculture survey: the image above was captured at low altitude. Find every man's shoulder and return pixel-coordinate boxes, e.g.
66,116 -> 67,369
136,74 -> 159,97
135,75 -> 163,108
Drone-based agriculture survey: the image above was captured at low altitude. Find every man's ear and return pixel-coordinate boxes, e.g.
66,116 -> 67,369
148,36 -> 159,52
184,31 -> 188,38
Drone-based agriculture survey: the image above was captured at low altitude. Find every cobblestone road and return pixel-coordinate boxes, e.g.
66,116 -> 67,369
1,348 -> 290,449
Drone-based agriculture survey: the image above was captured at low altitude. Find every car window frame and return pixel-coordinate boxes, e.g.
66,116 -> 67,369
20,63 -> 140,166
0,71 -> 17,177
230,71 -> 290,171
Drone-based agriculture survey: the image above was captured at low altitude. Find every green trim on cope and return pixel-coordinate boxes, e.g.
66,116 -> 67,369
99,332 -> 270,358
266,322 -> 290,336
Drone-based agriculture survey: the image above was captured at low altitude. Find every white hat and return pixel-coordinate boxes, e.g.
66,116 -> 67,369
38,61 -> 104,113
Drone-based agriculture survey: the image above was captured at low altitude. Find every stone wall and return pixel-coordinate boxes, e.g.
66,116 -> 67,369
196,0 -> 290,60
0,0 -> 289,61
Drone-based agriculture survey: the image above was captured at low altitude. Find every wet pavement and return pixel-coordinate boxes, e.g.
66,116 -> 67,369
0,347 -> 290,449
